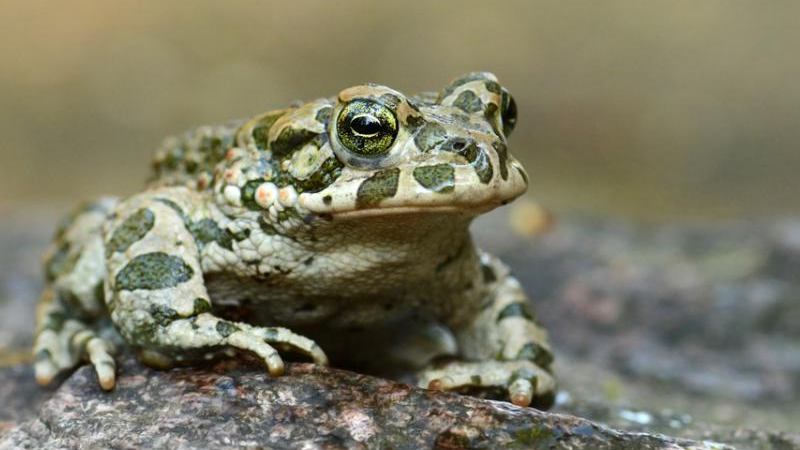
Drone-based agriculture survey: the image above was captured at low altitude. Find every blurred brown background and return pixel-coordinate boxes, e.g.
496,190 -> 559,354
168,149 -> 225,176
1,0 -> 799,220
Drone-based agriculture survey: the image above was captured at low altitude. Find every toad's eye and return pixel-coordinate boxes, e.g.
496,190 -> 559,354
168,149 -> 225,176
500,88 -> 517,137
337,99 -> 398,157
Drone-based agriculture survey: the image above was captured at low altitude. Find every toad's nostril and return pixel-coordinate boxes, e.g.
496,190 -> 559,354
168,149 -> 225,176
453,141 -> 465,150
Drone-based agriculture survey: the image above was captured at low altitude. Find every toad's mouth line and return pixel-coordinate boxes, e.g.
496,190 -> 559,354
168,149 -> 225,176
326,203 -> 500,219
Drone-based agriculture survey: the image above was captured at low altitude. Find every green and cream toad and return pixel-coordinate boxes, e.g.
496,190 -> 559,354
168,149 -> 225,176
33,72 -> 556,408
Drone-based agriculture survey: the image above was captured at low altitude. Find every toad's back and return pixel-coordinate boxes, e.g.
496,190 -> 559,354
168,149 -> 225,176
148,119 -> 244,190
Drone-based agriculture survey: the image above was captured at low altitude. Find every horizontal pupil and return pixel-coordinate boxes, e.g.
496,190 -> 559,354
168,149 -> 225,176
350,115 -> 382,136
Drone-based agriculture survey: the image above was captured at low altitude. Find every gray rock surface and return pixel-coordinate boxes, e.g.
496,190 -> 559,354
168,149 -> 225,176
2,207 -> 799,449
2,356 -> 735,450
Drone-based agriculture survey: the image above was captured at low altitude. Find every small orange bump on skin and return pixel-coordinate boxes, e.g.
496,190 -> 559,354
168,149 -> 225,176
225,170 -> 236,182
225,148 -> 237,161
278,186 -> 298,207
511,393 -> 532,407
197,178 -> 208,190
255,183 -> 278,209
428,379 -> 444,390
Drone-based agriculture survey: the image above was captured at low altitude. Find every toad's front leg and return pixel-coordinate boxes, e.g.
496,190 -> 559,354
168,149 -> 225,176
104,189 -> 327,385
417,252 -> 556,409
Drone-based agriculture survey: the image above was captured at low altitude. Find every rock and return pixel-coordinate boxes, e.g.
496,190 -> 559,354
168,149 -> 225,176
1,356 -> 736,450
0,364 -> 56,434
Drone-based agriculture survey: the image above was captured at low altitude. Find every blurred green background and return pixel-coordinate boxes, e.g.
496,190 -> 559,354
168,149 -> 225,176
2,0 -> 799,220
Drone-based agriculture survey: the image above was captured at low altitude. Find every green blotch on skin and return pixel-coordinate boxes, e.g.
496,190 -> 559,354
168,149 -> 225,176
216,321 -> 239,338
509,368 -> 537,384
356,168 -> 400,208
240,180 -> 264,211
258,216 -> 278,235
497,302 -> 535,322
184,160 -> 199,174
198,135 -> 227,162
218,228 -> 250,251
484,102 -> 499,119
442,139 -> 493,184
452,90 -> 484,114
465,145 -> 493,184
251,112 -> 285,151
115,252 -> 194,291
277,207 -> 303,223
484,103 -> 502,138
413,164 -> 455,193
406,114 -> 425,132
515,342 -> 554,369
189,218 -> 222,246
61,290 -> 83,311
315,107 -> 332,125
480,263 -> 497,284
106,208 -> 156,257
485,81 -> 502,94
270,126 -> 318,157
94,281 -> 105,305
189,219 -> 248,251
263,327 -> 279,341
413,122 -> 447,152
45,242 -> 80,281
493,141 -> 509,180
150,305 -> 179,326
161,147 -> 184,171
193,298 -> 211,315
42,311 -> 67,332
155,197 -> 246,250
470,375 -> 482,385
291,156 -> 344,194
379,93 -> 402,110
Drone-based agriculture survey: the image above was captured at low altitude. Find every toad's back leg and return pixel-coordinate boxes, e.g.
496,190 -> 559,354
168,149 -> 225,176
34,198 -> 120,389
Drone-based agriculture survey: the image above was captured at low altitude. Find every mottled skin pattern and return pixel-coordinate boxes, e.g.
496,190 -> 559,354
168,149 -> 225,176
33,72 -> 556,408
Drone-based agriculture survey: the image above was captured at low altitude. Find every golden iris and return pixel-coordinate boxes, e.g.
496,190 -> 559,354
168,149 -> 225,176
337,99 -> 398,157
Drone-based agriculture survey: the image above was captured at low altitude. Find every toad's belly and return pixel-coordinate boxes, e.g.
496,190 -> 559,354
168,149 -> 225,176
203,271 -> 462,328
205,275 -> 459,373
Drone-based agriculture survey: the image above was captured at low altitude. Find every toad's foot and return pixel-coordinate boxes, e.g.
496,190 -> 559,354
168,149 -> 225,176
227,321 -> 330,375
34,323 -> 117,390
135,314 -> 328,378
417,359 -> 555,408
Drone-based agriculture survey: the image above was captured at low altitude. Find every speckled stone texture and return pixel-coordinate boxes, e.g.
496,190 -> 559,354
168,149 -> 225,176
2,356 -> 732,450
